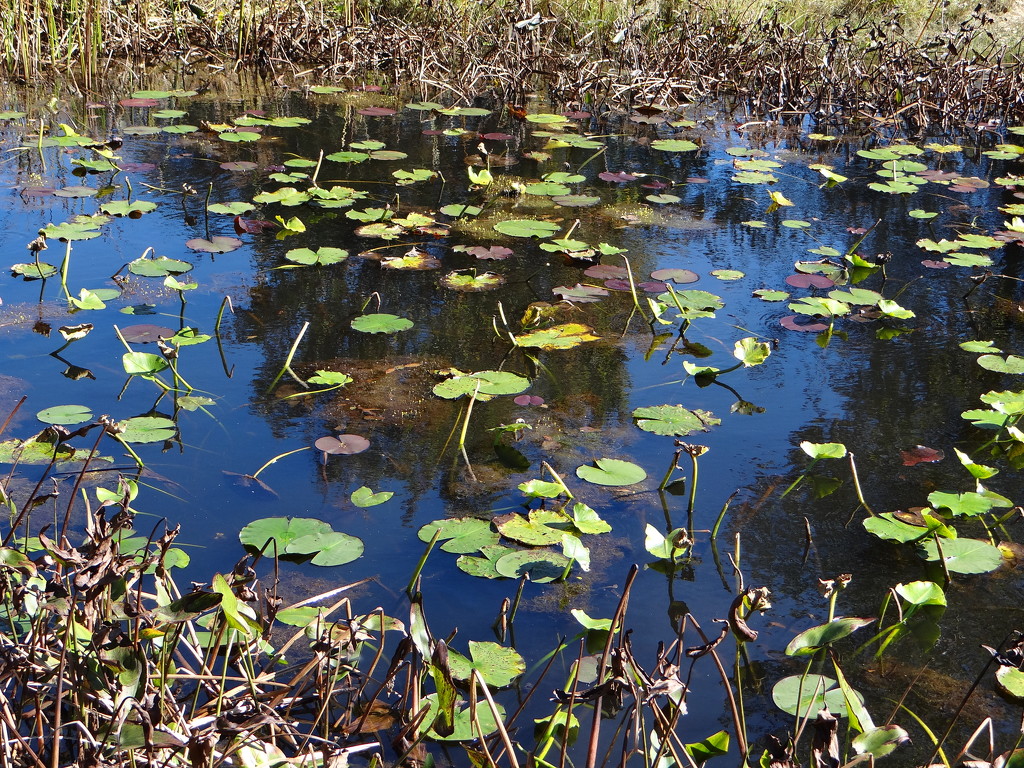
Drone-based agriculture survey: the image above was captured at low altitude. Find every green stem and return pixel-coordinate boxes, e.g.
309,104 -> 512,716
406,528 -> 440,595
59,240 -> 71,301
711,491 -> 738,542
265,321 -> 309,394
848,452 -> 875,516
658,447 -> 682,491
251,446 -> 310,479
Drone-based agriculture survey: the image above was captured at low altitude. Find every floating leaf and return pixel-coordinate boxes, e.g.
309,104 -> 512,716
117,416 -> 177,443
650,139 -> 699,152
977,355 -> 1024,374
351,314 -> 413,334
633,405 -> 719,436
772,674 -> 851,718
495,510 -> 567,546
209,201 -> 255,215
900,445 -> 944,466
785,618 -> 875,656
381,249 -> 442,270
36,405 -> 93,425
433,370 -> 529,400
448,641 -> 525,688
315,434 -> 370,455
918,537 -> 1003,574
515,323 -> 600,350
419,518 -> 500,554
754,289 -> 790,301
493,219 -> 560,238
283,247 -> 349,267
494,549 -> 569,582
186,236 -> 242,254
576,458 -> 646,486
128,255 -> 193,277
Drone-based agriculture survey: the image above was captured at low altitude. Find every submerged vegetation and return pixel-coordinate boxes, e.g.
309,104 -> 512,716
1,63 -> 1024,767
3,0 -> 1024,123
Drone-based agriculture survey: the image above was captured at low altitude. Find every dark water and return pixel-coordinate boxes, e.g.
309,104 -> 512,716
1,78 -> 1023,761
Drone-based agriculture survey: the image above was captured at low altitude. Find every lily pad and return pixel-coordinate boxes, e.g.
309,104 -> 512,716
515,323 -> 600,350
448,642 -> 525,687
117,416 -> 177,443
351,313 -> 414,334
186,236 -> 243,254
772,674 -> 851,718
785,618 -> 875,656
315,434 -> 370,455
918,537 -> 1004,574
494,549 -> 570,582
128,256 -> 193,277
441,270 -> 505,291
432,370 -> 529,400
650,139 -> 699,152
36,405 -> 93,425
419,517 -> 500,554
632,405 -> 720,436
283,247 -> 349,267
493,219 -> 560,238
576,458 -> 646,486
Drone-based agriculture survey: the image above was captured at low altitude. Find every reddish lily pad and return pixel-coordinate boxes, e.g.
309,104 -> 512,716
514,395 -> 545,406
454,245 -> 514,260
901,446 -> 945,466
785,274 -> 835,289
315,434 -> 370,455
358,107 -> 397,116
234,217 -> 278,234
220,161 -> 258,171
119,98 -> 159,107
921,260 -> 950,269
482,132 -> 514,140
599,171 -> 637,182
780,315 -> 829,332
584,264 -> 627,280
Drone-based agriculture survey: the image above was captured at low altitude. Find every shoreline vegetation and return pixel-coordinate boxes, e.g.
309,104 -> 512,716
2,0 -> 1024,123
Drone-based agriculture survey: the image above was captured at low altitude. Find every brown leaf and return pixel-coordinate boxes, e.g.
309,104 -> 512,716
900,445 -> 945,466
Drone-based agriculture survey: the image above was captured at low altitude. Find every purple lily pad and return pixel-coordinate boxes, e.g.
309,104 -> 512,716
358,107 -> 397,116
119,98 -> 159,107
599,171 -> 637,183
514,395 -> 545,406
121,324 -> 175,343
482,132 -> 514,140
780,315 -> 829,332
785,274 -> 835,289
315,434 -> 370,455
119,162 -> 157,173
21,186 -> 56,197
604,279 -> 632,291
650,268 -> 699,284
220,161 -> 258,171
455,245 -> 514,260
584,264 -> 627,280
921,260 -> 950,269
637,281 -> 668,292
186,236 -> 243,253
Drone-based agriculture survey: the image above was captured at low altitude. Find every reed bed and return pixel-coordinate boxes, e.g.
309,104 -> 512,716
2,0 -> 1023,122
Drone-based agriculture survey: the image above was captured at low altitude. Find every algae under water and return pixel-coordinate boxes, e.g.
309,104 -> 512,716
1,79 -> 1024,761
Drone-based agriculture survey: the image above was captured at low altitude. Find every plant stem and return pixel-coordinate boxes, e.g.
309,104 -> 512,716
251,446 -> 310,479
848,452 -> 875,516
407,528 -> 440,595
711,491 -> 738,542
265,321 -> 309,394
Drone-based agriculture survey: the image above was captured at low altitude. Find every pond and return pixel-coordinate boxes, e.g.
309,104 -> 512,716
1,77 -> 1024,765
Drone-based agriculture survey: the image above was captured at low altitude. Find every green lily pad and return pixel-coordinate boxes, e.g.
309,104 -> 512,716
494,549 -> 570,582
128,256 -> 193,277
11,262 -> 58,279
448,641 -> 525,688
650,139 -> 699,152
493,219 -> 560,238
711,269 -> 744,280
568,503 -> 611,534
996,666 -> 1024,702
525,182 -> 571,196
381,250 -> 442,270
350,486 -> 394,508
441,270 -> 505,291
853,726 -> 910,758
421,693 -> 505,742
122,352 -> 170,377
351,314 -> 413,334
977,355 -> 1024,374
208,202 -> 255,215
117,416 -> 177,443
753,289 -> 790,301
283,247 -> 349,267
456,545 -> 518,579
576,458 -> 647,486
771,674 -> 851,718
785,617 -> 875,656
632,405 -> 719,436
515,323 -> 600,350
800,441 -> 847,459
918,537 -> 1004,574
239,517 -> 363,566
418,517 -> 500,554
432,370 -> 530,400
495,510 -> 568,546
36,405 -> 93,425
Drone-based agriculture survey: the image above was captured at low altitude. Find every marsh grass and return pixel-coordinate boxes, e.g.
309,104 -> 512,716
1,0 -> 1022,122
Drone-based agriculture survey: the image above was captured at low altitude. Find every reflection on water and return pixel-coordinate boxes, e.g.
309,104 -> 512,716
1,78 -> 1023,757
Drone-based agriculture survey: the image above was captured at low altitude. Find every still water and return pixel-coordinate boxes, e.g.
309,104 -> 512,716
1,77 -> 1023,761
